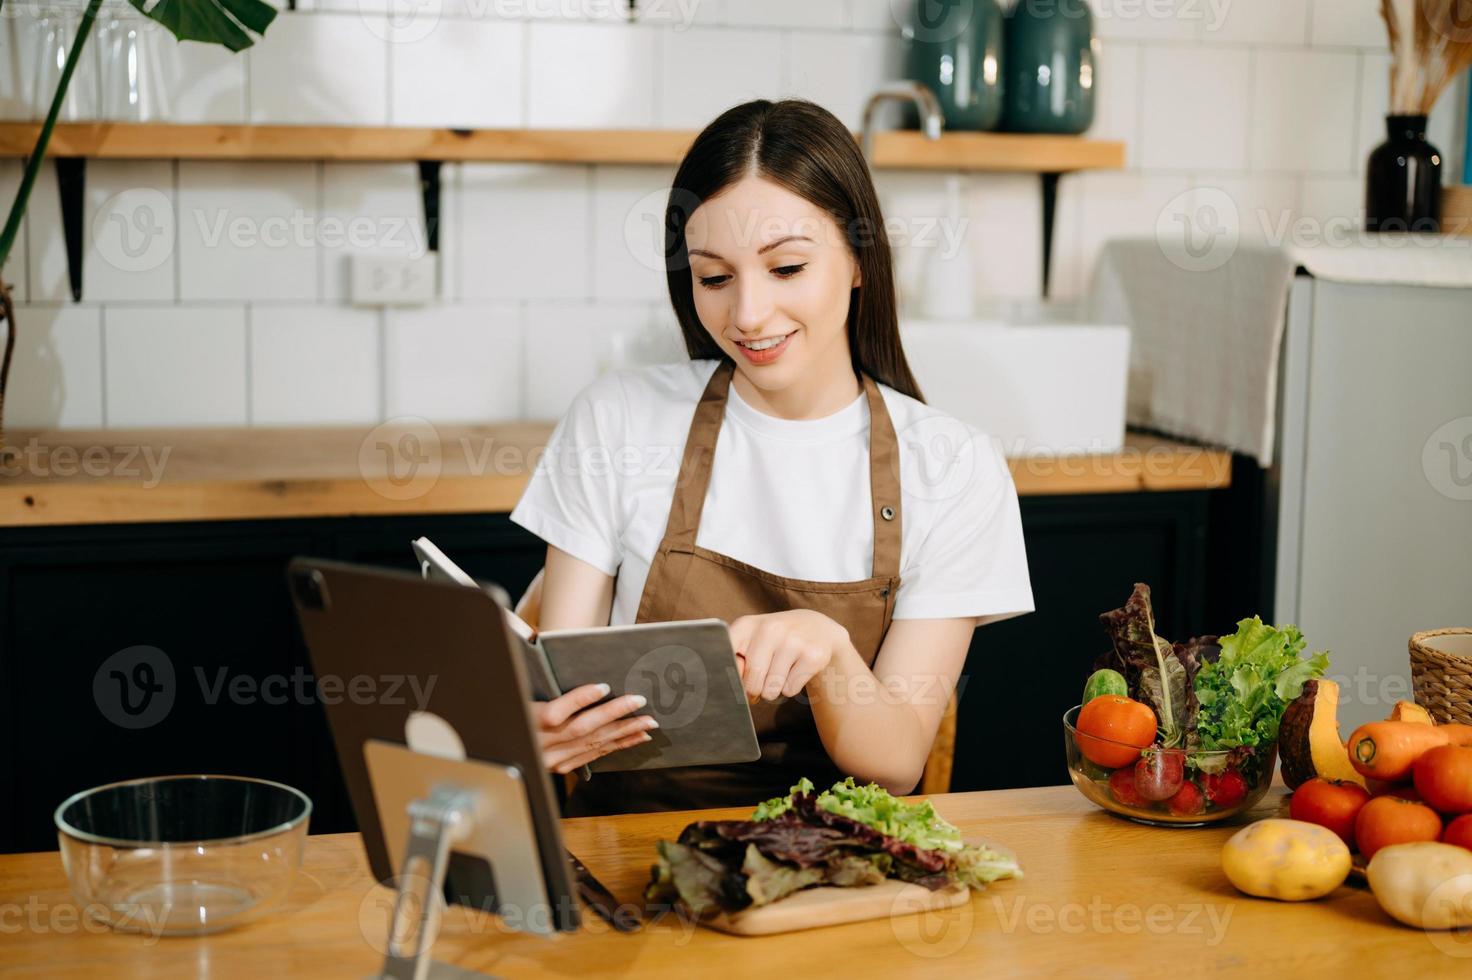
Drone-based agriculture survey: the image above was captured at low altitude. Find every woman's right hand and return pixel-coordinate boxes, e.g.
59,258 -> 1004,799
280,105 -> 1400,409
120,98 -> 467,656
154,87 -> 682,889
535,683 -> 659,775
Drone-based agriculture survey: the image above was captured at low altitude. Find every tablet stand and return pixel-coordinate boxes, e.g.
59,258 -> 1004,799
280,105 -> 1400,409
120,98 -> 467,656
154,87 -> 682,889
364,743 -> 556,980
378,785 -> 488,980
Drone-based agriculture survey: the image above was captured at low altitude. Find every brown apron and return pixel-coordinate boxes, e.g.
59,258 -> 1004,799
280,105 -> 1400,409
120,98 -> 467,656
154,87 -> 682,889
568,360 -> 903,816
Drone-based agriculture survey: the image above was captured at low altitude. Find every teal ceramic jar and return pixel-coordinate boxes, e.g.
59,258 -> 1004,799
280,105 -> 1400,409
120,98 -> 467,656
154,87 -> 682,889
1002,0 -> 1097,134
905,0 -> 1006,131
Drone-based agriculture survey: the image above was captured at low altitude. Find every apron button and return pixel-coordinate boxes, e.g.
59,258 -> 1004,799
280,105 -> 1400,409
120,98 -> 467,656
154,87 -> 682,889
880,505 -> 895,521
881,586 -> 890,598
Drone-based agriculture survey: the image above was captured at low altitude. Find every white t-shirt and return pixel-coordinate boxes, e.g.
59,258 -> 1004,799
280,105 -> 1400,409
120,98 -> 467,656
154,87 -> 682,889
510,360 -> 1034,628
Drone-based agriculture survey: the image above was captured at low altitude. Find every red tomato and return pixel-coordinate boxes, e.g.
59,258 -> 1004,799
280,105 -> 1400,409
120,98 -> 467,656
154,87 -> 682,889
1413,745 -> 1472,814
1109,767 -> 1144,806
1290,778 -> 1371,847
1075,696 -> 1157,768
1443,814 -> 1472,851
1167,781 -> 1204,816
1354,795 -> 1443,860
1203,770 -> 1249,809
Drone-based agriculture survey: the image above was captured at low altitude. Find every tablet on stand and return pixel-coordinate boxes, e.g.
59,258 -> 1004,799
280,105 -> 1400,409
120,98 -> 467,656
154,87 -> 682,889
287,559 -> 589,980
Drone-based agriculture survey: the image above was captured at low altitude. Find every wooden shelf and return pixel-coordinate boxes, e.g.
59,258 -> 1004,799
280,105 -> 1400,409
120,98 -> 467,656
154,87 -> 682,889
0,122 -> 1125,173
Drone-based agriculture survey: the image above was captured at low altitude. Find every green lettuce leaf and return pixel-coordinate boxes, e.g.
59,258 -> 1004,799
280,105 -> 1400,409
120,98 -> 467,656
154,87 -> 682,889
1193,617 -> 1329,750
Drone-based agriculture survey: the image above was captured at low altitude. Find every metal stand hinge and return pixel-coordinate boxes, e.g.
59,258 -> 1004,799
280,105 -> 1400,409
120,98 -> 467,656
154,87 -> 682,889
375,786 -> 498,980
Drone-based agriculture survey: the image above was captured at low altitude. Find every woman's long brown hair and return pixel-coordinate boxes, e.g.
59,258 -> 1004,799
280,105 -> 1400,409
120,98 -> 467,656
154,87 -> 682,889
664,99 -> 925,403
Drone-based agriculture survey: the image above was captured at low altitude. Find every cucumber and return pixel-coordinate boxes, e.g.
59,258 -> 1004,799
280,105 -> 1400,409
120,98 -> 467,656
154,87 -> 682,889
1083,668 -> 1128,704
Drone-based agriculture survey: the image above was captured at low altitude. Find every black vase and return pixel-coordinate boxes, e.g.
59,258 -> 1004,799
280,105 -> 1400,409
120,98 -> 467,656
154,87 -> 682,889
1365,114 -> 1442,233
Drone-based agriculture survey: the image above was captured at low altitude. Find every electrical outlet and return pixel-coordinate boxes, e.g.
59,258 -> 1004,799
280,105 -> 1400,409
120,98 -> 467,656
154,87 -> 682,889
349,255 -> 439,307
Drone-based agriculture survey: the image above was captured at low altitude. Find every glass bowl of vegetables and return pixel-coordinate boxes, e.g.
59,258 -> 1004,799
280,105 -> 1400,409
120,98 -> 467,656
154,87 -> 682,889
1063,704 -> 1277,826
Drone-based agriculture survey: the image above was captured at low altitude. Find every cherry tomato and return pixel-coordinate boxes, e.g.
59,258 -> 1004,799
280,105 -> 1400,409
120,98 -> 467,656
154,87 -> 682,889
1167,781 -> 1205,816
1354,795 -> 1442,860
1075,696 -> 1157,768
1204,770 -> 1250,810
1289,778 -> 1371,847
1442,814 -> 1472,851
1134,748 -> 1185,801
1109,767 -> 1144,807
1413,745 -> 1472,814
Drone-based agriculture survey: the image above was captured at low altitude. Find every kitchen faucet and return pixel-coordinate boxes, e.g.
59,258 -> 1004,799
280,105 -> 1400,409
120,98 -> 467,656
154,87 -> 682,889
860,81 -> 945,161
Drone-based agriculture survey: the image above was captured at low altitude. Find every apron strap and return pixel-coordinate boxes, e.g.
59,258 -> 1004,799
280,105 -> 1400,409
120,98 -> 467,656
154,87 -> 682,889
863,372 -> 903,583
655,360 -> 904,578
659,360 -> 736,553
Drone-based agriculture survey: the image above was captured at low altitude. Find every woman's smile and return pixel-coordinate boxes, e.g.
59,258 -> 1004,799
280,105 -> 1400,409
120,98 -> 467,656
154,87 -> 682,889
733,329 -> 797,364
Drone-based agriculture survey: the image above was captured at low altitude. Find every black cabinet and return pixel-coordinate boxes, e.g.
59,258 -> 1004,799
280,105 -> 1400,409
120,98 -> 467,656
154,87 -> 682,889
0,515 -> 542,853
1,475 -> 1257,852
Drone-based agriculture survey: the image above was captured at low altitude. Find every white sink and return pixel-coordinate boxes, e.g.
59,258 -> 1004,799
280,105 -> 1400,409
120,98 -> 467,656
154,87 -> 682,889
900,320 -> 1131,456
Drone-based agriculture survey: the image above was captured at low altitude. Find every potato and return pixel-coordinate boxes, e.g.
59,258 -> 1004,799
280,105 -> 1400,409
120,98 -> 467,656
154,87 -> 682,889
1221,819 -> 1351,901
1367,842 -> 1472,930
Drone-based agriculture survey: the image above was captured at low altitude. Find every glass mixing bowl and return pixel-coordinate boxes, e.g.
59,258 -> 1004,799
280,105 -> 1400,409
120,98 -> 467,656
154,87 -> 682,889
1063,705 -> 1276,827
54,774 -> 311,935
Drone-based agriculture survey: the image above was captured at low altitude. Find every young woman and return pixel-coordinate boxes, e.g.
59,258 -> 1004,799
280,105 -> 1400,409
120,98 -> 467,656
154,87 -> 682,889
510,100 -> 1033,816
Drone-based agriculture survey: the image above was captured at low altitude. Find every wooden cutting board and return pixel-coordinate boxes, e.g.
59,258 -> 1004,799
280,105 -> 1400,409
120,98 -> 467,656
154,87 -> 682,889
701,880 -> 971,936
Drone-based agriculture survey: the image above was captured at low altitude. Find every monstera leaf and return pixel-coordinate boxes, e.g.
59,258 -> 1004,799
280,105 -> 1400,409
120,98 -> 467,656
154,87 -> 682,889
128,0 -> 277,52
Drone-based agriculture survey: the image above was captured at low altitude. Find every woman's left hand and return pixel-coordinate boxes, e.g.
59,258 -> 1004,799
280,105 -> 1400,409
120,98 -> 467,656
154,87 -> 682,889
727,610 -> 851,703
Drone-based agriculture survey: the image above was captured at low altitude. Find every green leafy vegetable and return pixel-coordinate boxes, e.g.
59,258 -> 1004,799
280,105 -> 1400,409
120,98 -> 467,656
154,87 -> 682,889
757,777 -> 966,854
1193,617 -> 1329,750
648,778 -> 1021,915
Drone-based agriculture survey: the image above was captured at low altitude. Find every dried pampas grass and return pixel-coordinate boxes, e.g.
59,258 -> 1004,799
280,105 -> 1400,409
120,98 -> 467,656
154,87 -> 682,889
1380,0 -> 1472,114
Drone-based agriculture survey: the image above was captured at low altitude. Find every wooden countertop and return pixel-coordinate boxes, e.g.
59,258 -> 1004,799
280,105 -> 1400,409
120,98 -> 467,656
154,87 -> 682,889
0,425 -> 1231,528
0,784 -> 1449,978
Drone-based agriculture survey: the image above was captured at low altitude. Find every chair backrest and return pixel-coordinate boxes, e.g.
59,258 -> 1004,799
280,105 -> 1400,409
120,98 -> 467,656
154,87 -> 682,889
513,568 -> 956,795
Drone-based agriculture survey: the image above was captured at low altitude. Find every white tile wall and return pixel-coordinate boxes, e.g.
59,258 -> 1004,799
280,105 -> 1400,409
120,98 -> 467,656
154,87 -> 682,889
1088,40 -> 1141,165
0,160 -> 27,305
1199,174 -> 1299,245
1139,46 -> 1249,171
319,163 -> 430,302
720,0 -> 846,30
5,3 -> 1466,429
522,301 -> 655,418
25,162 -> 73,304
384,304 -> 522,421
104,306 -> 249,427
389,18 -> 524,128
178,161 -> 319,302
1251,49 -> 1359,173
250,306 -> 382,424
82,161 -> 177,302
1092,0 -> 1201,43
147,28 -> 249,124
249,13 -> 390,125
658,28 -> 783,127
459,163 -> 591,301
784,31 -> 904,129
851,0 -> 905,33
527,22 -> 659,127
1204,0 -> 1309,46
590,165 -> 678,302
1310,0 -> 1387,49
4,305 -> 103,428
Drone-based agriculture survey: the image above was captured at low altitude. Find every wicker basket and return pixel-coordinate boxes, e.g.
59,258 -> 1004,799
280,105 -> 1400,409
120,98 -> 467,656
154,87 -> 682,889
1409,628 -> 1472,725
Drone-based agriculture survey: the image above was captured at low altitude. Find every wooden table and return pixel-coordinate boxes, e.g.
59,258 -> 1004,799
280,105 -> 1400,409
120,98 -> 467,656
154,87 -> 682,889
0,785 -> 1456,978
0,426 -> 1231,527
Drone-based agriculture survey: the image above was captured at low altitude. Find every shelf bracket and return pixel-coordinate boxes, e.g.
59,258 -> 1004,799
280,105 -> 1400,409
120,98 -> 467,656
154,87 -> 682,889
1040,171 -> 1060,298
418,160 -> 442,254
55,157 -> 85,302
